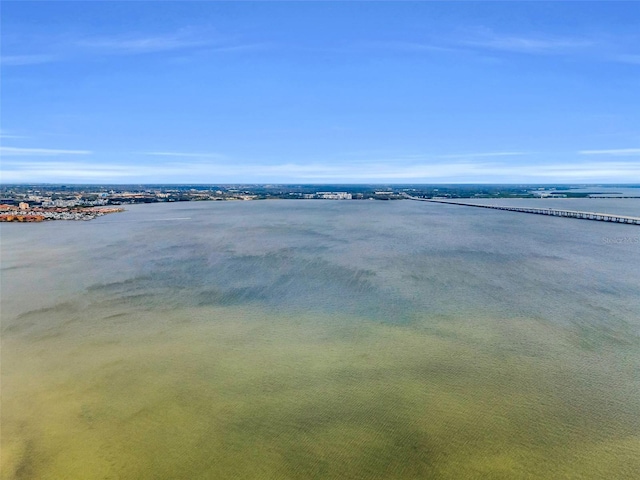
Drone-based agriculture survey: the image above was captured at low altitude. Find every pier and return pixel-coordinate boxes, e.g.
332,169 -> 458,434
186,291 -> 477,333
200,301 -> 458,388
403,195 -> 640,225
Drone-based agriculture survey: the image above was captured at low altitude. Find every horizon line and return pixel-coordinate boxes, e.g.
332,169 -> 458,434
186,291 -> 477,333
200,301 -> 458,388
2,182 -> 639,187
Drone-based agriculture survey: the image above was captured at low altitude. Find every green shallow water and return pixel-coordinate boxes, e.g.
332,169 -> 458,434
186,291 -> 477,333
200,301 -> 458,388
2,201 -> 639,479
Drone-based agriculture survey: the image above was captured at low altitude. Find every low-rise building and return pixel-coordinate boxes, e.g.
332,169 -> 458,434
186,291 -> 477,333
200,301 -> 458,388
316,192 -> 352,200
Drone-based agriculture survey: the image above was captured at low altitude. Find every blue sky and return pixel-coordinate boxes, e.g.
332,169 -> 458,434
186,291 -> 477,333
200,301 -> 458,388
1,1 -> 639,184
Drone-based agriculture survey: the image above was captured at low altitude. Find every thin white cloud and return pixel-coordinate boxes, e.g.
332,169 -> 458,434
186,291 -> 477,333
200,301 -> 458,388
3,158 -> 639,184
77,34 -> 209,54
365,31 -> 635,65
496,161 -> 640,179
1,161 -> 179,182
0,54 -> 58,66
336,151 -> 528,161
460,29 -> 594,54
255,161 -> 640,181
0,129 -> 28,139
438,151 -> 528,159
209,43 -> 271,53
359,41 -> 461,54
579,148 -> 640,156
75,28 -> 263,56
0,146 -> 92,156
2,28 -> 260,66
142,151 -> 226,159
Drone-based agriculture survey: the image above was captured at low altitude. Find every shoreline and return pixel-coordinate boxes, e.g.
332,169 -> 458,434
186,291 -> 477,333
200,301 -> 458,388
0,206 -> 124,222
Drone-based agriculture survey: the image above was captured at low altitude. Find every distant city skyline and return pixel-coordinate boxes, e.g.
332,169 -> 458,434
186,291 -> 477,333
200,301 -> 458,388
1,1 -> 639,183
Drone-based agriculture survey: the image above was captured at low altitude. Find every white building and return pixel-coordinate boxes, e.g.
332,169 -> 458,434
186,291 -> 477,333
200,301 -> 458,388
316,192 -> 352,200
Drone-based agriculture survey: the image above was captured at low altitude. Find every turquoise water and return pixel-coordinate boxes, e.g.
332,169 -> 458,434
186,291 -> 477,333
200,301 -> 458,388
2,200 -> 639,479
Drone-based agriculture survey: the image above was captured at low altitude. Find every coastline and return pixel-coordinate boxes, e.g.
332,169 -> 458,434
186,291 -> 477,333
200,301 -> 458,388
0,206 -> 124,222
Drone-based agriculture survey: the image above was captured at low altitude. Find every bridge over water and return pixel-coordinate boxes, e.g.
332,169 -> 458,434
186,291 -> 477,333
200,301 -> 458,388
403,195 -> 640,225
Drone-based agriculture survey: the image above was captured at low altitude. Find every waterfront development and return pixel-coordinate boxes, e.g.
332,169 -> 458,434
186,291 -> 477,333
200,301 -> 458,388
1,184 -> 639,222
0,205 -> 124,222
2,199 -> 639,479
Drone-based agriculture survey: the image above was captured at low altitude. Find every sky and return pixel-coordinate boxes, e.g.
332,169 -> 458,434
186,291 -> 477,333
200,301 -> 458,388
1,1 -> 639,184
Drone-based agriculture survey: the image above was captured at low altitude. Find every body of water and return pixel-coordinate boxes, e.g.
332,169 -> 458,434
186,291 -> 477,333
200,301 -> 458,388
2,200 -> 639,479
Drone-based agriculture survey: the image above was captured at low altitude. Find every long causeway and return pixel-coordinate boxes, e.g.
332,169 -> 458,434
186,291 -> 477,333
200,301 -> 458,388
403,195 -> 640,225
